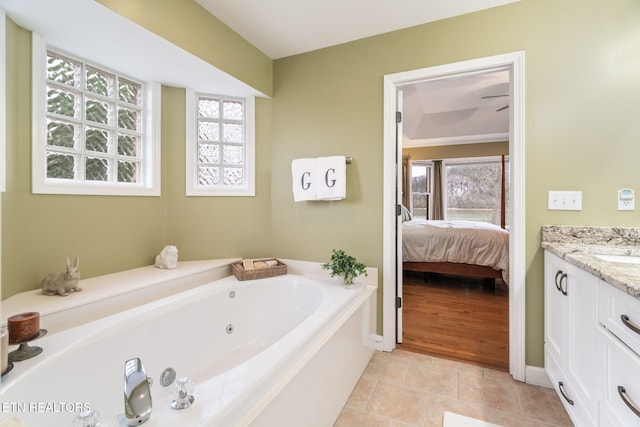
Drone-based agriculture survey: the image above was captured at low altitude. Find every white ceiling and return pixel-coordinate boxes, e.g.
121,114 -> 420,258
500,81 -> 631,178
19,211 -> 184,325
402,70 -> 510,146
196,0 -> 520,60
197,0 -> 515,145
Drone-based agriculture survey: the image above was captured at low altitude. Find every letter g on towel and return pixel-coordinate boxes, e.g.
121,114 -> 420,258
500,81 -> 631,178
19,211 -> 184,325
292,158 -> 318,201
316,156 -> 346,200
301,171 -> 312,190
324,168 -> 336,188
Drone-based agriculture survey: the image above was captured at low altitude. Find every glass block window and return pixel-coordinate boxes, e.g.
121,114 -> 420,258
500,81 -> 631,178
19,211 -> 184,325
187,92 -> 255,196
196,95 -> 246,187
44,51 -> 143,184
185,89 -> 255,196
32,34 -> 160,197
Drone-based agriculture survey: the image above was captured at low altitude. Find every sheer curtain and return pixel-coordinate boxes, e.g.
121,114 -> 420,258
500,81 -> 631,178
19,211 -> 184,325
432,160 -> 444,220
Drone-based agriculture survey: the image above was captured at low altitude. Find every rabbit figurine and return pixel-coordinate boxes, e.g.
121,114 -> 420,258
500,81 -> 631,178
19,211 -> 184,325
155,245 -> 179,269
41,257 -> 82,296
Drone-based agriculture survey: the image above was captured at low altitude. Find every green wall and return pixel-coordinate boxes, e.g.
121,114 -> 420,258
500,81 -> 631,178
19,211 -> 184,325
1,14 -> 272,298
96,0 -> 272,97
3,0 -> 640,370
3,21 -> 165,297
271,0 -> 640,368
162,88 -> 273,260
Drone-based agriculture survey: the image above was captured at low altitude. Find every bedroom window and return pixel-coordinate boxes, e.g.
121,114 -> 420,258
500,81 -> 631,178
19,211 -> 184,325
409,161 -> 432,220
186,90 -> 255,196
444,157 -> 509,226
32,36 -> 161,196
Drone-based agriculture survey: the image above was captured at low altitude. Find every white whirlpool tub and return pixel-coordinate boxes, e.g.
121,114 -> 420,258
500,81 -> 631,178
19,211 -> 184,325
0,269 -> 377,427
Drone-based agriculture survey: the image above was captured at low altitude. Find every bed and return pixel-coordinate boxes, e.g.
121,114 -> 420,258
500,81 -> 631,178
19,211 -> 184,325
402,154 -> 509,284
402,219 -> 509,284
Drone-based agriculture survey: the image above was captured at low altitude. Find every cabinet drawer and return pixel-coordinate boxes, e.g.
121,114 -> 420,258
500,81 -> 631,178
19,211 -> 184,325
598,281 -> 640,356
601,330 -> 640,426
545,348 -> 594,427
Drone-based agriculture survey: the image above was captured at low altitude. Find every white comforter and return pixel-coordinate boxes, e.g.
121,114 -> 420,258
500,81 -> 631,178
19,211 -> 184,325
402,220 -> 509,283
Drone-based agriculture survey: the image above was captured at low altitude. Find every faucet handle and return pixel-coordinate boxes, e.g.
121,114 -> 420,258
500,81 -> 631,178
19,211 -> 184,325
123,358 -> 153,426
73,408 -> 100,427
171,376 -> 195,410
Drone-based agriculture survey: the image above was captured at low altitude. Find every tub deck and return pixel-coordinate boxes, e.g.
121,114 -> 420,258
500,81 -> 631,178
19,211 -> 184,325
1,259 -> 240,334
1,259 -> 378,427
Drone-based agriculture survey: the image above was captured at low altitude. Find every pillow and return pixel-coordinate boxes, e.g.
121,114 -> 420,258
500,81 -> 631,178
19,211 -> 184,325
401,205 -> 412,222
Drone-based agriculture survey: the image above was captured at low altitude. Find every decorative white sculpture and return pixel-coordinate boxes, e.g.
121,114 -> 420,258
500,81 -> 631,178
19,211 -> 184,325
41,257 -> 82,297
155,245 -> 179,270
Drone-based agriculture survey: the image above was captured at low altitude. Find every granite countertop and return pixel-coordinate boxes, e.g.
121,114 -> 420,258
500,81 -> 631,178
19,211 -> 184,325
542,225 -> 640,300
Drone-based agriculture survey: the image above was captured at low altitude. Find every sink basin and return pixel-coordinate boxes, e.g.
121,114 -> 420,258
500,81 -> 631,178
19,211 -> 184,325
593,254 -> 640,264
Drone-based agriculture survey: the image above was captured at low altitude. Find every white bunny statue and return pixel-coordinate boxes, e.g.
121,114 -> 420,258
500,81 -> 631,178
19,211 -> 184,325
41,257 -> 82,296
155,245 -> 179,269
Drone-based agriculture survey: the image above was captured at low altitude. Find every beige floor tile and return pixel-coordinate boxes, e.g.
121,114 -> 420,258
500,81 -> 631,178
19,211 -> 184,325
431,356 -> 485,378
390,420 -> 421,427
334,407 -> 391,427
364,351 -> 411,384
515,383 -> 573,426
404,360 -> 458,398
391,349 -> 435,365
423,393 -> 553,427
337,350 -> 573,427
458,372 -> 521,414
482,367 -> 515,383
345,374 -> 377,411
366,380 -> 428,425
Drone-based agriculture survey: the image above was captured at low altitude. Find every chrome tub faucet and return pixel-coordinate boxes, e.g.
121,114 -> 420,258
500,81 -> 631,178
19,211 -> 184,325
123,358 -> 153,425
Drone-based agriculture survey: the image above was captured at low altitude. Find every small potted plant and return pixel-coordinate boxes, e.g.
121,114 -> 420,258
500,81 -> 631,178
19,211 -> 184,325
321,249 -> 368,286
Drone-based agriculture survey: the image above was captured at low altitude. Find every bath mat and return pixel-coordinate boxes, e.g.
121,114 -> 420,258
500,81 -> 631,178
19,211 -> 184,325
443,411 -> 503,427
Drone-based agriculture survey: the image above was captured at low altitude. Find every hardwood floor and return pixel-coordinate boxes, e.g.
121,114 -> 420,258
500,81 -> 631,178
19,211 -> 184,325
398,270 -> 509,371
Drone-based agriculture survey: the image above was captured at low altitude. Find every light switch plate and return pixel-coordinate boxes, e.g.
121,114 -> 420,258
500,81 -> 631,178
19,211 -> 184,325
548,191 -> 582,211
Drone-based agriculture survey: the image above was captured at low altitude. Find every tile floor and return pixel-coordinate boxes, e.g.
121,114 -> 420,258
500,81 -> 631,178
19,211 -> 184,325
334,350 -> 573,427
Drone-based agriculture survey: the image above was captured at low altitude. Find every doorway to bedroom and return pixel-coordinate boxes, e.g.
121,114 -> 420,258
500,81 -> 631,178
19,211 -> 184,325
382,52 -> 526,381
399,71 -> 510,371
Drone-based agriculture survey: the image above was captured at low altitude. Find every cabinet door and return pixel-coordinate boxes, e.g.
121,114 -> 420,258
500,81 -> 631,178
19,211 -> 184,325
565,262 -> 599,422
545,251 -> 567,366
544,251 -> 598,427
600,330 -> 640,426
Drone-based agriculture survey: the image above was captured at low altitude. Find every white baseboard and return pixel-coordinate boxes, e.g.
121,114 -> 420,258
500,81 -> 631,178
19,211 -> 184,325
374,334 -> 385,351
525,365 -> 552,388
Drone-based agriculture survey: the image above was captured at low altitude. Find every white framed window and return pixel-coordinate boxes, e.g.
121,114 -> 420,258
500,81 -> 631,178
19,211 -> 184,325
443,156 -> 509,226
185,89 -> 255,196
409,160 -> 432,220
32,34 -> 161,196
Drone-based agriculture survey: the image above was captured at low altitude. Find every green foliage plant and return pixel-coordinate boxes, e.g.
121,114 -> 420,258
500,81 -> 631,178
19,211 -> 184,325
321,249 -> 368,286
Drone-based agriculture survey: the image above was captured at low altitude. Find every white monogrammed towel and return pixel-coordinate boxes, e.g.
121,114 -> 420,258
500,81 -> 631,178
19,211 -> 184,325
316,156 -> 346,200
291,158 -> 317,202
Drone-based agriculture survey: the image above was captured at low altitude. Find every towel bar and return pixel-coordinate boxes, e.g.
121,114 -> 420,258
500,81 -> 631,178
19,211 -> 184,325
346,157 -> 352,164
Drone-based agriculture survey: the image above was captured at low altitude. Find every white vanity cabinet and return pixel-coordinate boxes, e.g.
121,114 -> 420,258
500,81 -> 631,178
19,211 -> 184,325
544,251 -> 599,427
598,282 -> 640,426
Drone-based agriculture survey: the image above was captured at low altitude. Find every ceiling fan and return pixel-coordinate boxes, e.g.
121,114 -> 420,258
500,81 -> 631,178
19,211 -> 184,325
481,94 -> 509,112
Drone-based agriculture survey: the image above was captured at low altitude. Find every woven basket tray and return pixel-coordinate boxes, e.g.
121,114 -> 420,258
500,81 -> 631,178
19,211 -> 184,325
231,259 -> 287,281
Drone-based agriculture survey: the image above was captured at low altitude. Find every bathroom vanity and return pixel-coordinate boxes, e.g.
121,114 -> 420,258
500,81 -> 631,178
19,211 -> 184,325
542,226 -> 640,427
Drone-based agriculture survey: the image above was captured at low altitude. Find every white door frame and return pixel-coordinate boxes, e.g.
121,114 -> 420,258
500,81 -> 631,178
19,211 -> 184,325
395,89 -> 404,343
382,51 -> 526,381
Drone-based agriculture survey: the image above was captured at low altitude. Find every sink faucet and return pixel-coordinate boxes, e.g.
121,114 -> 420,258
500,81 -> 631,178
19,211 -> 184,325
123,358 -> 153,426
